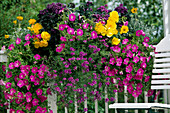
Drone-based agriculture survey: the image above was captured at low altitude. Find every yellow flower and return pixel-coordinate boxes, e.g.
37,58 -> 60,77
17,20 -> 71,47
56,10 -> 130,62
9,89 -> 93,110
112,37 -> 120,45
109,11 -> 119,23
113,29 -> 118,35
34,41 -> 40,48
13,20 -> 17,24
5,35 -> 9,39
106,28 -> 114,37
120,25 -> 129,34
105,20 -> 117,30
95,22 -> 104,34
41,31 -> 51,41
31,23 -> 43,34
17,16 -> 23,21
131,7 -> 137,13
29,19 -> 36,25
41,40 -> 48,47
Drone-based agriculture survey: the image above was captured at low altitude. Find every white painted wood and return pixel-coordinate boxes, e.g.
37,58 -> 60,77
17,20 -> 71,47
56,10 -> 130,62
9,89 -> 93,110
48,92 -> 57,113
144,91 -> 148,113
152,69 -> 170,73
151,85 -> 170,89
151,80 -> 170,84
152,75 -> 170,79
155,35 -> 170,52
105,86 -> 108,113
164,89 -> 168,113
134,97 -> 138,113
163,0 -> 169,36
74,92 -> 78,113
154,63 -> 170,68
84,88 -> 88,113
95,89 -> 98,113
65,107 -> 68,113
154,58 -> 170,63
0,50 -> 7,62
155,52 -> 170,57
124,86 -> 128,113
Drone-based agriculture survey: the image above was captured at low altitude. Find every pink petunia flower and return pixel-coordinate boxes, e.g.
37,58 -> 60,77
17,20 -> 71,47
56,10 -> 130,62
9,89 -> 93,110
123,58 -> 129,65
69,13 -> 76,21
116,57 -> 122,66
16,110 -> 24,113
136,30 -> 142,37
133,56 -> 139,63
109,58 -> 115,65
8,44 -> 15,51
146,89 -> 154,97
32,67 -> 38,74
26,96 -> 32,103
77,29 -> 83,36
131,44 -> 138,52
144,37 -> 150,43
36,88 -> 43,96
17,80 -> 24,88
122,39 -> 129,45
9,62 -> 15,69
126,65 -> 133,73
82,23 -> 89,29
19,73 -> 26,79
32,98 -> 39,106
17,92 -> 24,99
16,38 -> 21,45
132,90 -> 139,98
140,62 -> 147,68
60,36 -> 66,41
24,41 -> 30,46
2,65 -> 6,71
34,54 -> 41,60
144,76 -> 150,82
67,27 -> 75,35
59,24 -> 65,31
6,71 -> 12,78
56,46 -> 63,52
25,103 -> 32,111
25,34 -> 31,40
91,31 -> 98,39
14,60 -> 21,68
5,82 -> 12,89
10,108 -> 15,113
0,79 -> 5,85
124,21 -> 128,26
30,75 -> 36,82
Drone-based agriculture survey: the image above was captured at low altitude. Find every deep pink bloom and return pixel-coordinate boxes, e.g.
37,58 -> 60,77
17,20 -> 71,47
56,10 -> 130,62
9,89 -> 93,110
140,56 -> 147,62
17,92 -> 24,99
144,76 -> 150,82
8,44 -> 15,51
32,67 -> 38,74
25,34 -> 31,40
5,82 -> 12,89
24,41 -> 30,46
133,56 -> 139,63
126,74 -> 132,81
126,65 -> 133,73
126,50 -> 133,58
109,58 -> 115,65
56,46 -> 63,52
9,62 -> 15,69
32,98 -> 39,106
10,108 -> 15,113
16,110 -> 24,113
69,13 -> 76,21
60,36 -> 66,41
60,43 -> 65,48
19,73 -> 26,79
124,21 -> 128,26
110,46 -> 121,53
116,57 -> 122,66
77,29 -> 83,36
127,84 -> 133,94
144,37 -> 150,42
143,42 -> 149,47
137,68 -> 144,75
82,23 -> 89,29
2,65 -> 6,71
123,58 -> 129,65
136,30 -> 142,37
25,92 -> 32,97
34,54 -> 41,60
26,84 -> 31,90
26,96 -> 32,103
6,71 -> 12,78
132,90 -> 139,98
146,89 -> 154,97
131,44 -> 138,52
67,27 -> 75,35
123,79 -> 129,86
104,66 -> 110,72
91,31 -> 98,39
38,95 -> 47,103
140,62 -> 147,68
126,44 -> 132,50
136,83 -> 143,89
14,60 -> 21,67
16,38 -> 21,45
25,103 -> 32,111
35,106 -> 42,113
59,24 -> 65,31
17,80 -> 24,88
122,39 -> 129,45
34,78 -> 40,85
0,79 -> 5,85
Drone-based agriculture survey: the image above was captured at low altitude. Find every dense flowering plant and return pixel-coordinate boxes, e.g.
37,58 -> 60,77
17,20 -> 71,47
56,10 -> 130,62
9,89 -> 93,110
0,1 -> 155,112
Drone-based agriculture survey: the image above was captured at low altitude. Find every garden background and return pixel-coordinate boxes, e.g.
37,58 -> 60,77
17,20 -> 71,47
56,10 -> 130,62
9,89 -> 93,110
0,0 -> 164,113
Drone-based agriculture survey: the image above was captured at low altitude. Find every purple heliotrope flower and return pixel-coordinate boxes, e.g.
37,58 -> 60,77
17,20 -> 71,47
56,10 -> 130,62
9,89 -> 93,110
77,29 -> 83,36
69,13 -> 76,21
115,4 -> 128,14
